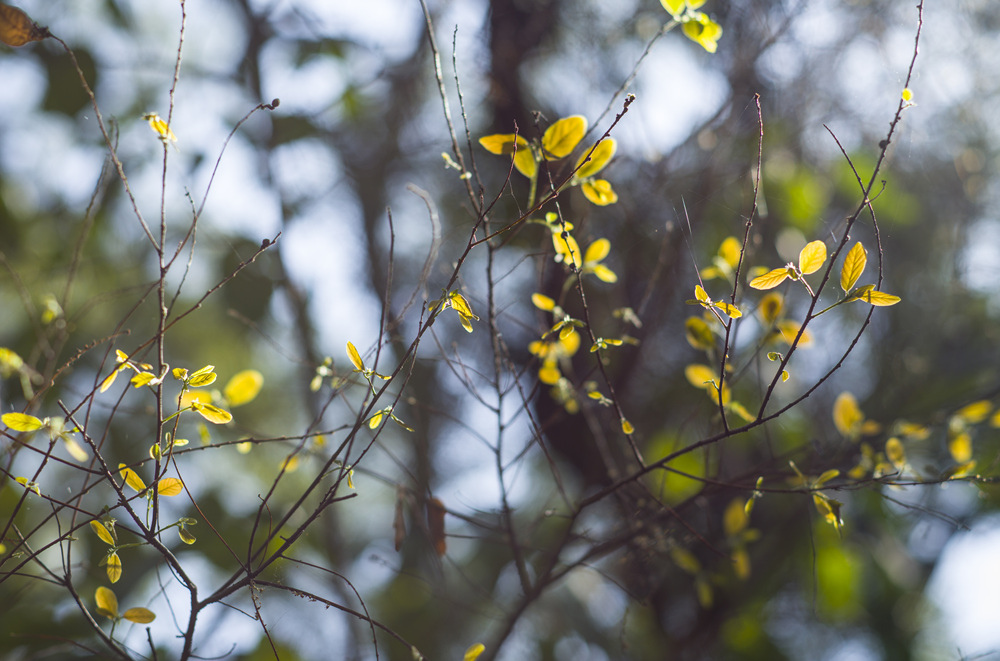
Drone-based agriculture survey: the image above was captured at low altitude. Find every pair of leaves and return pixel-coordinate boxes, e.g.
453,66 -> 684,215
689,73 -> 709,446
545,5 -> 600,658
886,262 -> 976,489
94,586 -> 155,624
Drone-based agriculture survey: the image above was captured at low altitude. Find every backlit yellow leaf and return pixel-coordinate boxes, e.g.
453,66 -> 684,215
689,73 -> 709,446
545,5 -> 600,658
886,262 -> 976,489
191,402 -> 232,425
855,289 -> 901,306
62,436 -> 89,462
621,419 -> 634,435
684,364 -> 716,389
759,292 -> 783,324
90,520 -> 115,546
157,477 -> 184,497
178,526 -> 197,545
749,267 -> 792,290
123,607 -> 156,624
347,342 -> 364,371
581,179 -> 618,205
584,238 -> 611,264
531,293 -> 555,311
95,586 -> 118,619
118,464 -> 146,492
660,0 -> 686,17
949,432 -> 972,463
2,412 -> 44,432
541,115 -> 586,159
223,370 -> 264,407
463,643 -> 486,661
574,138 -> 616,179
188,366 -> 217,387
685,317 -> 714,350
840,242 -> 867,292
833,392 -> 863,438
143,112 -> 177,143
798,240 -> 827,275
106,552 -> 122,584
714,301 -> 742,318
885,437 -> 906,469
956,400 -> 992,425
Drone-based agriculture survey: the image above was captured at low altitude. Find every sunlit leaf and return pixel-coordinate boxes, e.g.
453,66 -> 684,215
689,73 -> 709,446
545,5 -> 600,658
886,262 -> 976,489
178,526 -> 197,545
368,410 -> 385,429
90,520 -> 115,546
95,586 -> 118,619
885,437 -> 906,469
749,267 -> 792,290
684,364 -> 716,389
552,230 -> 582,268
759,292 -> 783,324
463,643 -> 486,661
798,240 -> 827,275
840,242 -> 867,292
621,419 -> 634,434
531,293 -> 555,311
157,478 -> 184,497
479,134 -> 536,178
660,0 -> 686,17
223,370 -> 264,407
833,392 -> 863,438
143,112 -> 177,144
191,402 -> 232,425
106,552 -> 122,584
574,138 -> 616,179
188,365 -> 217,387
541,115 -> 586,159
346,342 -> 364,371
851,288 -> 901,306
581,179 -> 618,205
685,317 -> 715,351
583,238 -> 611,264
2,412 -> 44,432
123,607 -> 156,624
949,432 -> 973,463
714,301 -> 742,318
955,400 -> 992,425
118,464 -> 146,492
681,13 -> 722,53
62,436 -> 89,462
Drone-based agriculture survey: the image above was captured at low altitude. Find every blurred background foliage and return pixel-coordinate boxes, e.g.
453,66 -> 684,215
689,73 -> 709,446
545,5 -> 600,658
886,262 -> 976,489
2,0 -> 1000,660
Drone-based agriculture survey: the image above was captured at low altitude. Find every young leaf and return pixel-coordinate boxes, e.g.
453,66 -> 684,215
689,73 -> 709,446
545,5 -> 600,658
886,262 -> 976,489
191,402 -> 233,425
574,138 -> 616,179
346,342 -> 364,371
833,392 -> 863,438
106,551 -> 122,584
541,115 -> 586,160
178,526 -> 197,545
949,432 -> 972,463
2,412 -> 44,432
188,365 -> 217,387
157,478 -> 184,497
95,586 -> 118,619
581,179 -> 618,205
478,134 -> 536,178
798,240 -> 827,275
464,644 -> 486,661
90,520 -> 115,546
62,436 -> 89,462
856,289 -> 901,306
840,242 -> 867,292
118,465 -> 145,492
223,370 -> 264,407
123,607 -> 156,624
531,293 -> 556,311
749,267 -> 792,290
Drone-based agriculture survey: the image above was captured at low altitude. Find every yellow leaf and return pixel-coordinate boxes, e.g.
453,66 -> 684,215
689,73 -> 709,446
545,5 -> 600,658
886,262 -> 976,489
660,0 -> 686,17
684,364 -> 716,389
855,289 -> 901,306
346,342 -> 364,371
223,370 -> 264,407
670,547 -> 701,574
885,437 -> 906,469
118,464 -> 147,492
685,317 -> 714,351
833,392 -> 863,438
62,436 -> 89,462
123,607 -> 156,624
188,366 -> 217,387
479,134 -> 536,176
2,412 -> 44,432
584,238 -> 611,264
621,419 -> 634,434
179,390 -> 212,409
178,526 -> 197,545
552,231 -> 582,269
723,498 -> 748,537
191,402 -> 233,425
901,88 -> 913,102
143,112 -> 177,143
541,115 -> 587,159
949,432 -> 972,463
95,586 -> 118,619
538,362 -> 561,385
130,371 -> 157,388
840,242 -> 867,292
759,292 -> 783,324
798,240 -> 827,275
157,477 -> 184,497
581,179 -> 618,205
682,14 -> 722,53
714,301 -> 742,318
463,643 -> 486,661
749,267 -> 792,290
531,293 -> 555,311
590,263 -> 618,283
732,547 -> 751,580
99,368 -> 122,393
956,400 -> 992,425
368,410 -> 385,429
90,520 -> 115,546
106,552 -> 122,584
574,138 -> 616,179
